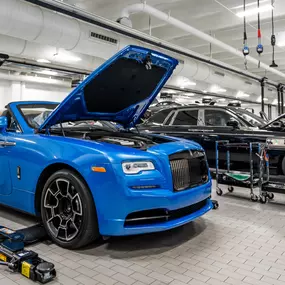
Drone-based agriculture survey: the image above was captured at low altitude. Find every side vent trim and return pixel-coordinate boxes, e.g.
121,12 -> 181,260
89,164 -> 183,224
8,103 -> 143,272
89,31 -> 118,45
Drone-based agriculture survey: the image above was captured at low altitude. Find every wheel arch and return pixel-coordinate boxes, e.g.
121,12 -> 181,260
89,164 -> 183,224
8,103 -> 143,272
34,162 -> 89,215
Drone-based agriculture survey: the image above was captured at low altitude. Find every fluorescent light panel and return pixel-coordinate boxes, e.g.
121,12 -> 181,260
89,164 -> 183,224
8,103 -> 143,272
256,96 -> 268,102
236,4 -> 273,18
38,70 -> 58,76
232,0 -> 269,9
53,53 -> 81,62
37,59 -> 51,63
236,91 -> 250,98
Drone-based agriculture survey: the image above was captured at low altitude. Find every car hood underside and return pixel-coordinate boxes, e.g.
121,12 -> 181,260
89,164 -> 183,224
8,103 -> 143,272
38,46 -> 178,131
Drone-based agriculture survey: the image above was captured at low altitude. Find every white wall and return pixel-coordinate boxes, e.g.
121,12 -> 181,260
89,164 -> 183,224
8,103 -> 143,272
22,83 -> 71,102
0,80 -> 71,109
0,80 -> 12,109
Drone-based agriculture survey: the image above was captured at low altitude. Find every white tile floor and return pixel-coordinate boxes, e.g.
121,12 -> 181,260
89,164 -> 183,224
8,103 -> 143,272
1,182 -> 285,285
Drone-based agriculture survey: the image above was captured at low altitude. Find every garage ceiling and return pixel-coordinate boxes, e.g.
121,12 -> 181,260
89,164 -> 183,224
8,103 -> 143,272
63,0 -> 285,82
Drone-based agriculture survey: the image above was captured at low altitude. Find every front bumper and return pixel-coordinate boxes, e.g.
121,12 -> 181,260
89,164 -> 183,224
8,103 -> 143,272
96,179 -> 212,236
85,142 -> 212,237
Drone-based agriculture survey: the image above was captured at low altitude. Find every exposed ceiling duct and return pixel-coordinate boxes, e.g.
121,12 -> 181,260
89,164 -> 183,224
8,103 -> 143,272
0,0 -> 275,100
0,34 -> 105,71
119,3 -> 285,81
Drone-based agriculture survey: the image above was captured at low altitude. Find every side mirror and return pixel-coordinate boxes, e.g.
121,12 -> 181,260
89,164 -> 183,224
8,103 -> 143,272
271,121 -> 282,128
227,120 -> 239,129
0,116 -> 7,132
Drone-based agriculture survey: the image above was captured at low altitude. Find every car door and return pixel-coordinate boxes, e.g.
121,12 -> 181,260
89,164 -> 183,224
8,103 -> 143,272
0,111 -> 19,196
164,108 -> 203,144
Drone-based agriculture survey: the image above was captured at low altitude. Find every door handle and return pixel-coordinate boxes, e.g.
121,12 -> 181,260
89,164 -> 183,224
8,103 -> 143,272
0,141 -> 16,147
203,135 -> 218,141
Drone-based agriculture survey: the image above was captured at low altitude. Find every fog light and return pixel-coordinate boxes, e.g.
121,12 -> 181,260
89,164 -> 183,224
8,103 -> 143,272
131,185 -> 160,190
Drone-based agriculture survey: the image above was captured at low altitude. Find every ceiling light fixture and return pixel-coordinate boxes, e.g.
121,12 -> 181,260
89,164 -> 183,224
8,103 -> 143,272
256,96 -> 269,102
236,4 -> 273,18
236,91 -> 250,98
53,53 -> 81,62
37,59 -> 51,63
232,0 -> 268,9
210,85 -> 227,93
38,70 -> 58,76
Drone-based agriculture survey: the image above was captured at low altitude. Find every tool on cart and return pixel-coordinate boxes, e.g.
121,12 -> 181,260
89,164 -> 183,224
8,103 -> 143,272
215,140 -> 271,203
0,224 -> 56,283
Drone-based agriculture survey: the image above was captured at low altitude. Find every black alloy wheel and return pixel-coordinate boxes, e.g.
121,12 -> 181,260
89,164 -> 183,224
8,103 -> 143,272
41,169 -> 99,249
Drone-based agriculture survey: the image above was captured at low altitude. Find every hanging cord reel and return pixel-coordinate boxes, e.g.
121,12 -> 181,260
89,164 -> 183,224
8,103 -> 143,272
270,0 -> 278,67
256,0 -> 264,68
242,0 -> 249,69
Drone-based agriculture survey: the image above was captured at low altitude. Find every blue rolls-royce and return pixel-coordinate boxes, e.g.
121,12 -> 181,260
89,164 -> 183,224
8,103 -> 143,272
0,46 -> 212,248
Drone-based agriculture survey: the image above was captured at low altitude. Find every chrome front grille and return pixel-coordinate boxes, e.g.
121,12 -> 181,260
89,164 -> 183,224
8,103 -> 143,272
169,150 -> 208,191
170,159 -> 191,191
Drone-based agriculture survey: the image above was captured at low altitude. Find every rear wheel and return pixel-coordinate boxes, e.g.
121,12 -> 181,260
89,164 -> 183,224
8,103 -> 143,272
41,169 -> 99,249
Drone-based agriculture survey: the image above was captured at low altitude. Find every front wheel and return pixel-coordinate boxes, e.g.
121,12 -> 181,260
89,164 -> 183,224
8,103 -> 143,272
41,169 -> 99,249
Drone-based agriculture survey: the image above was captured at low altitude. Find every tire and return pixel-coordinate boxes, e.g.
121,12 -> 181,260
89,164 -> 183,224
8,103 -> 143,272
40,169 -> 99,249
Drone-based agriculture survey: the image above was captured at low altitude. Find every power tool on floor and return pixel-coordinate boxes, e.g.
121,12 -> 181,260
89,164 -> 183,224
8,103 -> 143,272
0,224 -> 56,283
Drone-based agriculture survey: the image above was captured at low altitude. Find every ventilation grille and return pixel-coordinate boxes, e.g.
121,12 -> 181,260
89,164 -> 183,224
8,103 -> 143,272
245,81 -> 253,85
89,31 -> 118,45
214,71 -> 225,77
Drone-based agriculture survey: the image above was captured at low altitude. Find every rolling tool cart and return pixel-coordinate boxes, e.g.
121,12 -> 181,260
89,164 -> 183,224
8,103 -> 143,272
262,138 -> 285,197
215,140 -> 271,203
0,224 -> 56,283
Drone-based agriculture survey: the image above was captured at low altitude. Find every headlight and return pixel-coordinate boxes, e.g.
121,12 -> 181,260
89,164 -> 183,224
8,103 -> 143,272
122,161 -> 155,174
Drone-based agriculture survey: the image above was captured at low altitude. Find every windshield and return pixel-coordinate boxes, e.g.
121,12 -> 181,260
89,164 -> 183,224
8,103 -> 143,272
17,104 -> 119,131
229,108 -> 265,127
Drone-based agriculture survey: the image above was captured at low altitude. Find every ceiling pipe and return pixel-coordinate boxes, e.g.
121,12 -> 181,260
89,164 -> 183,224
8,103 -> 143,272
0,72 -> 71,87
0,0 -> 276,100
119,3 -> 285,81
24,0 -> 280,88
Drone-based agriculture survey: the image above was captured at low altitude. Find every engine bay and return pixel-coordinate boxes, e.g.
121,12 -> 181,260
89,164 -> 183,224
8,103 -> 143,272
48,127 -> 172,150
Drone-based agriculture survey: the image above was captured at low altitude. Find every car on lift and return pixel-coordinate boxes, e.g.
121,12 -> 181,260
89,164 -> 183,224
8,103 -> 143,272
139,105 -> 285,175
0,46 -> 212,249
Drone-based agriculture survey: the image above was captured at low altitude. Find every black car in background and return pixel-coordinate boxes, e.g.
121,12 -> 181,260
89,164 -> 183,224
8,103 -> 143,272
139,105 -> 285,174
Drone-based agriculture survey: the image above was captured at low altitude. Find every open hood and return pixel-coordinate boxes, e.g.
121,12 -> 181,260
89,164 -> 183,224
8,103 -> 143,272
39,46 -> 178,130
